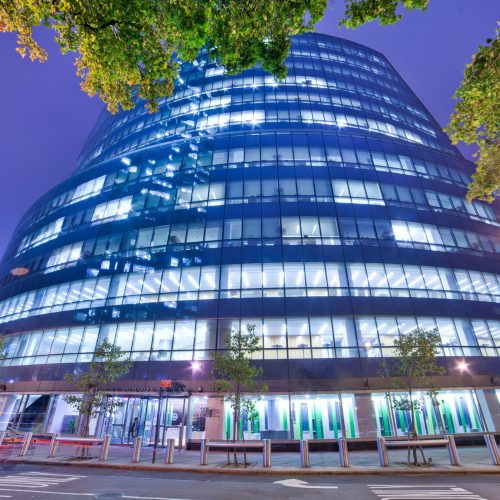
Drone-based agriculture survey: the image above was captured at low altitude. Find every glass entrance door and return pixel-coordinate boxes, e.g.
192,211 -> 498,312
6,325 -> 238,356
110,396 -> 188,445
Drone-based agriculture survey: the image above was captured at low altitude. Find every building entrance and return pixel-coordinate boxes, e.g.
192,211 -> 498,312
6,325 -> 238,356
109,396 -> 188,445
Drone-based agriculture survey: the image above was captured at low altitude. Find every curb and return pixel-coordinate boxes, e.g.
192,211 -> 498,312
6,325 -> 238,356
2,458 -> 500,476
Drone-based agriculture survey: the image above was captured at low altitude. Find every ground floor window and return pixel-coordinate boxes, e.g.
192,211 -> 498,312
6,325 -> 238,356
106,395 -> 204,445
0,394 -> 50,432
223,394 -> 359,440
1,389 -> 499,440
372,390 -> 487,437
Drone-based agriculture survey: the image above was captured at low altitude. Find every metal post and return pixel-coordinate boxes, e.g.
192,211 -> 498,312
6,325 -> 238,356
178,423 -> 184,452
165,438 -> 175,464
473,389 -> 490,433
445,435 -> 460,466
48,433 -> 59,458
338,437 -> 349,467
152,389 -> 163,464
178,397 -> 186,451
300,439 -> 310,467
19,432 -> 32,457
100,434 -> 111,462
132,436 -> 142,463
377,437 -> 388,466
338,394 -> 347,439
387,393 -> 398,437
484,435 -> 500,466
263,439 -> 271,467
184,395 -> 192,450
200,438 -> 208,465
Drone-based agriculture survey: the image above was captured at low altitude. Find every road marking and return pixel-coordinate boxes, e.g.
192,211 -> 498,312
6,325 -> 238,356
0,473 -> 188,499
369,485 -> 461,488
25,472 -> 87,477
274,479 -> 338,489
0,491 -> 187,500
122,497 -> 189,500
0,490 -> 94,497
0,472 -> 84,489
368,484 -> 487,500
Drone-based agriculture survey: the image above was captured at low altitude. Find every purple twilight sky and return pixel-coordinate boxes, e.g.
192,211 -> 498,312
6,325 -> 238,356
0,0 -> 498,258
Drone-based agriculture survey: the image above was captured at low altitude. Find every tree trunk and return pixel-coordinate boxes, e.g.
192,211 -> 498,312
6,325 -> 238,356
226,412 -> 230,464
242,416 -> 247,466
76,412 -> 91,459
433,395 -> 446,434
408,388 -> 417,466
232,409 -> 238,465
408,389 -> 426,466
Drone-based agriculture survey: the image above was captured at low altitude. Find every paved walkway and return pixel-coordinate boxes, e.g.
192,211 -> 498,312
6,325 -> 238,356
1,441 -> 499,475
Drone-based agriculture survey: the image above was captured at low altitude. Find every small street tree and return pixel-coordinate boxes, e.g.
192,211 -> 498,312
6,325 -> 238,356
64,338 -> 132,458
382,327 -> 445,465
212,323 -> 268,466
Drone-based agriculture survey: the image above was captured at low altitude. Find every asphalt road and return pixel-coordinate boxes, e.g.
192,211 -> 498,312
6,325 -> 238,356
0,464 -> 499,499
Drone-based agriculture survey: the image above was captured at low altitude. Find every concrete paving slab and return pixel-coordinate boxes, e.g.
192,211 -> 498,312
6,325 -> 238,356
1,442 -> 499,476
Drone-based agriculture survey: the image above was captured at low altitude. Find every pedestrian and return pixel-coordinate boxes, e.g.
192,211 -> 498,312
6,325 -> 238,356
128,417 -> 139,444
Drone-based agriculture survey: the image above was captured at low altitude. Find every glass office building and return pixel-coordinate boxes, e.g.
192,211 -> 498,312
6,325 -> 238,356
1,33 -> 499,444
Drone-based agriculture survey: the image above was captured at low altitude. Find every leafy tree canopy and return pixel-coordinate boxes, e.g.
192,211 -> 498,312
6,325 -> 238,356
386,327 -> 444,387
447,29 -> 499,202
212,324 -> 267,463
1,1 -> 498,200
381,326 -> 445,464
341,1 -> 499,202
341,0 -> 430,27
0,336 -> 5,360
64,338 -> 132,438
0,0 -> 326,113
382,327 -> 444,430
212,323 -> 268,415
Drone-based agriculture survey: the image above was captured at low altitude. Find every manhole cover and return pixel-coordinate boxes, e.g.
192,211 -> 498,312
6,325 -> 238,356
94,493 -> 124,499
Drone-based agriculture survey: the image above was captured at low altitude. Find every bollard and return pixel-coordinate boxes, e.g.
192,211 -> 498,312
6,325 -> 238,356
200,438 -> 208,465
165,438 -> 175,464
484,435 -> 500,466
338,437 -> 349,467
445,435 -> 460,466
300,439 -> 310,467
178,424 -> 184,451
19,432 -> 33,457
377,437 -> 389,466
132,436 -> 142,463
262,439 -> 271,467
48,433 -> 59,458
100,434 -> 111,462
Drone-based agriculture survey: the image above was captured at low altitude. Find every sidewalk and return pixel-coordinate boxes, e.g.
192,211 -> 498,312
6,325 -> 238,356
1,442 -> 500,475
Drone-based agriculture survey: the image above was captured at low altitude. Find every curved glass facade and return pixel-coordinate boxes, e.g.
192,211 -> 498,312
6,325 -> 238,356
1,33 -> 499,442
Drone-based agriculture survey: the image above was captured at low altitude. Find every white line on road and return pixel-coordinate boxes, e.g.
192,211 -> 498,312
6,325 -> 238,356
0,479 -> 68,488
274,479 -> 338,489
0,490 -> 93,497
369,486 -> 459,488
0,472 -> 86,489
368,484 -> 487,500
0,490 -> 187,500
24,472 -> 87,477
123,497 -> 190,500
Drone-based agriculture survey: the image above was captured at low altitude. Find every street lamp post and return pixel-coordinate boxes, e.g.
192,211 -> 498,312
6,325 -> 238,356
152,386 -> 164,464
